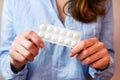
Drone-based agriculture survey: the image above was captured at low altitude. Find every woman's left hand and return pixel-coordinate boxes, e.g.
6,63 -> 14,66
69,38 -> 110,70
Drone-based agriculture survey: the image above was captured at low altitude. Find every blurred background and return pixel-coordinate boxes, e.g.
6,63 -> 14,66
112,0 -> 120,80
0,0 -> 120,80
0,1 -> 3,80
0,0 -> 2,25
0,0 -> 2,36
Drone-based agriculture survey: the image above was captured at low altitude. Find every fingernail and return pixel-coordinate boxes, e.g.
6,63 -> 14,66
40,43 -> 44,48
69,53 -> 73,57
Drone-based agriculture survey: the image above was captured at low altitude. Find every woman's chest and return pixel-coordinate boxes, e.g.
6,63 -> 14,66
13,0 -> 102,40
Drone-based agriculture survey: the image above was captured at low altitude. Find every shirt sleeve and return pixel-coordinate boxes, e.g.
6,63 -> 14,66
88,0 -> 114,80
0,0 -> 28,80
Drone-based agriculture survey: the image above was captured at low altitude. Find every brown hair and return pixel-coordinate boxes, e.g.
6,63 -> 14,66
64,0 -> 107,23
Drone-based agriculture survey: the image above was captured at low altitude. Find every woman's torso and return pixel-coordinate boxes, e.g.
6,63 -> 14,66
12,0 -> 102,80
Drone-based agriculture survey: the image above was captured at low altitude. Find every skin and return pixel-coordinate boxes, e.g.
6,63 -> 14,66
56,0 -> 110,69
10,31 -> 110,70
10,0 -> 110,71
56,0 -> 68,23
10,30 -> 44,70
69,38 -> 110,69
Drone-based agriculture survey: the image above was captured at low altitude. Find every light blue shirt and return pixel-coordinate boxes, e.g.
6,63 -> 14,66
0,0 -> 114,80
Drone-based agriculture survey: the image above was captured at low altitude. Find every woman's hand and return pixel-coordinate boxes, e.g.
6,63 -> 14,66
10,30 -> 44,70
69,38 -> 110,70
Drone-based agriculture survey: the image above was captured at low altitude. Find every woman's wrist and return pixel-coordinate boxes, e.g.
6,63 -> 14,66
96,63 -> 110,71
10,63 -> 25,73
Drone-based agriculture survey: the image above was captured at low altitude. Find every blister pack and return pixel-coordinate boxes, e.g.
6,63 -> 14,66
38,24 -> 81,48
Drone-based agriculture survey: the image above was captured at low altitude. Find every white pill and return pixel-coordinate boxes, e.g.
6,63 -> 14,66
44,34 -> 50,40
53,27 -> 60,33
64,39 -> 71,45
51,36 -> 57,42
67,31 -> 73,37
38,32 -> 44,38
40,24 -> 46,31
71,41 -> 77,47
60,29 -> 67,35
47,26 -> 53,32
58,38 -> 64,43
73,33 -> 80,39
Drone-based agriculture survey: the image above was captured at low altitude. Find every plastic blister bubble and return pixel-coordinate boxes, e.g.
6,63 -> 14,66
38,24 -> 81,48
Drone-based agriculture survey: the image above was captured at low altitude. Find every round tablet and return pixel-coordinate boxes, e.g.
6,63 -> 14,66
58,38 -> 64,43
44,34 -> 50,40
51,36 -> 57,42
73,33 -> 80,39
64,39 -> 71,45
47,26 -> 53,32
53,27 -> 60,33
71,41 -> 77,47
38,32 -> 44,38
67,31 -> 73,37
60,29 -> 67,35
40,24 -> 46,31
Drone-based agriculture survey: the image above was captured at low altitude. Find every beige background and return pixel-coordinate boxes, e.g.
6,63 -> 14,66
0,0 -> 120,80
112,0 -> 120,80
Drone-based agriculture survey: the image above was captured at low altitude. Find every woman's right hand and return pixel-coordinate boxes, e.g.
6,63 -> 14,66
10,30 -> 44,70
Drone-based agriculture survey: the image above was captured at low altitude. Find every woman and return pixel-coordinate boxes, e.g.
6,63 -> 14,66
0,0 -> 114,80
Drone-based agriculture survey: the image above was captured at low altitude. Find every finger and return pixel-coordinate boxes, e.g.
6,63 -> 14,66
69,41 -> 84,57
22,30 -> 44,48
10,50 -> 27,65
76,42 -> 105,61
15,43 -> 34,62
18,37 -> 39,57
69,38 -> 99,57
81,48 -> 106,65
83,38 -> 99,48
90,56 -> 110,69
